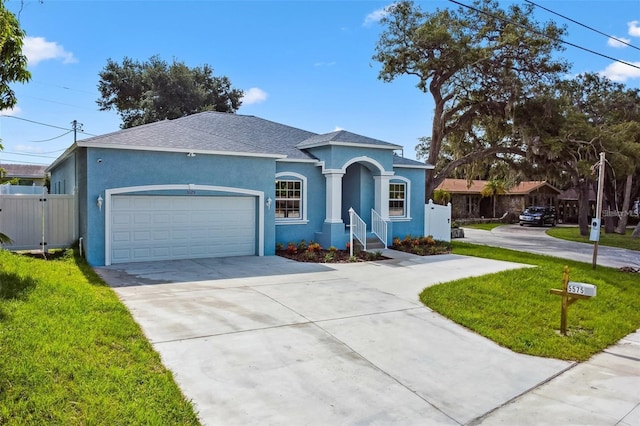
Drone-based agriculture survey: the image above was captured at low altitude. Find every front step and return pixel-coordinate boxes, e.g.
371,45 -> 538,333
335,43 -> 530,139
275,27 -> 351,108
353,235 -> 385,251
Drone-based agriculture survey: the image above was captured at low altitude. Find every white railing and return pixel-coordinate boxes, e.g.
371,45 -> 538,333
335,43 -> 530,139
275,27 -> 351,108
371,208 -> 388,248
348,207 -> 367,256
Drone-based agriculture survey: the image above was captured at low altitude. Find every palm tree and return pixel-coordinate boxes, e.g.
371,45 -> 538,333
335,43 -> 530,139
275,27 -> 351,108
481,179 -> 507,218
433,189 -> 451,206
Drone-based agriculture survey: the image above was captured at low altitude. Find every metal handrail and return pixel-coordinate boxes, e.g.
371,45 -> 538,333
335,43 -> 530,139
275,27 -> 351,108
348,207 -> 367,255
371,208 -> 388,248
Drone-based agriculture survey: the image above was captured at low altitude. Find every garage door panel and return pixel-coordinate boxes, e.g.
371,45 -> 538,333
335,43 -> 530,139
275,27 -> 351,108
110,195 -> 256,263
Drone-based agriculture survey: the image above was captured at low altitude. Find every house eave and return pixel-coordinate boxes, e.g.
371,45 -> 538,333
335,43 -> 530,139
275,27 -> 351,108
276,157 -> 319,164
393,163 -> 434,170
74,142 -> 287,159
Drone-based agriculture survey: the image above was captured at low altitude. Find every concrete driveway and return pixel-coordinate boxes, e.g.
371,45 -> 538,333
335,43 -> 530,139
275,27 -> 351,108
96,252 -> 571,425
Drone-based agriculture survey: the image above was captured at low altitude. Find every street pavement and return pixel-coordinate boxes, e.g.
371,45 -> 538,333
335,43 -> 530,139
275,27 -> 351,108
461,224 -> 640,270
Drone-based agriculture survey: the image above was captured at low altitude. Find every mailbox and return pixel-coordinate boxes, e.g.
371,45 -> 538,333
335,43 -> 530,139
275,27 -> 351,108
567,281 -> 597,297
589,218 -> 601,242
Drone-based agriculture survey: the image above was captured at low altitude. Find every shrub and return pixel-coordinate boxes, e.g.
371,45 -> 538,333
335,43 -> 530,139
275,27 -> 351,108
308,242 -> 322,253
286,243 -> 297,255
297,240 -> 308,251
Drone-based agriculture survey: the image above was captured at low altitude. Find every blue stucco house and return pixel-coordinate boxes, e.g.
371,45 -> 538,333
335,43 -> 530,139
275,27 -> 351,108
47,112 -> 432,266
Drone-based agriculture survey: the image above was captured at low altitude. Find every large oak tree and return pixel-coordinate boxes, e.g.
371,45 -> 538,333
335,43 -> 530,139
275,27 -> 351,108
373,0 -> 567,198
97,55 -> 243,128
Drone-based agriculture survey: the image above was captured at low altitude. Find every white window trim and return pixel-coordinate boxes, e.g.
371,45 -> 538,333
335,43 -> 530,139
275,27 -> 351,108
275,171 -> 308,225
389,177 -> 411,221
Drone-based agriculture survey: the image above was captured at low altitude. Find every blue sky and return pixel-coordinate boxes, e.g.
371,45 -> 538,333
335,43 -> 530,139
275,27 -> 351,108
1,0 -> 639,166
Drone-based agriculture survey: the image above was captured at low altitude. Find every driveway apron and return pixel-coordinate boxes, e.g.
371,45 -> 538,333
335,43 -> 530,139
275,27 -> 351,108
96,254 -> 570,425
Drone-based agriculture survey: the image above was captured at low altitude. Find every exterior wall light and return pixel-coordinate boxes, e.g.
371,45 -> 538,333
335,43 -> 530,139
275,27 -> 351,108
97,195 -> 103,211
266,197 -> 272,210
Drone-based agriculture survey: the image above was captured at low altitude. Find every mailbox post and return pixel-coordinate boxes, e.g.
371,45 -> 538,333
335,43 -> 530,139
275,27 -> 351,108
550,266 -> 596,336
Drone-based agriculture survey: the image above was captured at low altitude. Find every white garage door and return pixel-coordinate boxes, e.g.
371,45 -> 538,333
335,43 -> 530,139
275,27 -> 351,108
110,195 -> 256,264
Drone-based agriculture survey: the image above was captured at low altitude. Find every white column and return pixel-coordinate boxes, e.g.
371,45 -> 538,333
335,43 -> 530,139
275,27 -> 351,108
374,175 -> 391,220
324,171 -> 343,223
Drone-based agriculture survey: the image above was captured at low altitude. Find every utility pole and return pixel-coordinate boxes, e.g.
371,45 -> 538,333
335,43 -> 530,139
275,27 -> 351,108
591,152 -> 605,269
71,120 -> 83,143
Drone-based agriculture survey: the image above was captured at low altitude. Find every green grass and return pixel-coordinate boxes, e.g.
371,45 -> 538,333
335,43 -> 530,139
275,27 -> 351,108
420,242 -> 640,361
547,226 -> 640,251
461,223 -> 505,231
0,250 -> 200,425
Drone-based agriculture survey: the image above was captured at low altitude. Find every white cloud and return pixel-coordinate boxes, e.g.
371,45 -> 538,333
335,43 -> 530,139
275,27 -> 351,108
241,87 -> 268,105
23,36 -> 77,66
608,36 -> 631,48
14,145 -> 45,154
363,3 -> 395,26
628,20 -> 640,37
0,106 -> 21,116
314,61 -> 336,67
599,61 -> 640,82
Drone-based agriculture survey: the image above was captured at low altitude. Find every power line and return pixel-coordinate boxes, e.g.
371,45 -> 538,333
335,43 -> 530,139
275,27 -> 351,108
28,130 -> 73,143
2,151 -> 57,159
524,0 -> 640,52
0,115 -> 98,136
1,115 -> 69,131
447,0 -> 640,71
0,158 -> 50,166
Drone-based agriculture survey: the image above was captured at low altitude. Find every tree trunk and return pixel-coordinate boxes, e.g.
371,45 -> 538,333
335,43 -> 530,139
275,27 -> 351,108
603,184 -> 616,233
578,179 -> 590,236
493,195 -> 497,218
615,174 -> 633,234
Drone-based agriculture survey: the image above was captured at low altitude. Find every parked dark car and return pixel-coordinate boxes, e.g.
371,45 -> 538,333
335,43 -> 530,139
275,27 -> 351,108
519,206 -> 556,227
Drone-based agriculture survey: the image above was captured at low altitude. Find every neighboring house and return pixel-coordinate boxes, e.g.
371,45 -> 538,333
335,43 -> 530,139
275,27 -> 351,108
436,179 -> 561,219
47,112 -> 432,266
557,186 -> 597,224
0,163 -> 47,186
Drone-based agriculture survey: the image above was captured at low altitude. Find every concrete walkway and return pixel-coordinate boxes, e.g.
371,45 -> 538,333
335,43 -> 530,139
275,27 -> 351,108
97,253 -> 573,425
461,225 -> 640,425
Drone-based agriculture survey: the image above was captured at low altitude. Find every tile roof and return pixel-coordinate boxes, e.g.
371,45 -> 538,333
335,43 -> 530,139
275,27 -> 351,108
436,179 -> 561,194
0,163 -> 47,178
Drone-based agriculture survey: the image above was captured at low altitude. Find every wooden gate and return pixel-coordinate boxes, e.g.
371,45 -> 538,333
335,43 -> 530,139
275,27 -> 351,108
0,192 -> 76,251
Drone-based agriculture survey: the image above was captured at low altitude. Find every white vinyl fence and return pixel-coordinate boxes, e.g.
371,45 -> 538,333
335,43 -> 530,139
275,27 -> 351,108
425,199 -> 452,242
0,191 -> 76,251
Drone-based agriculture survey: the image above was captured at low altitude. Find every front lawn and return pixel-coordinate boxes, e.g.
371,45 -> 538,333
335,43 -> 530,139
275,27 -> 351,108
0,250 -> 200,425
420,242 -> 640,361
461,223 -> 505,231
547,226 -> 640,251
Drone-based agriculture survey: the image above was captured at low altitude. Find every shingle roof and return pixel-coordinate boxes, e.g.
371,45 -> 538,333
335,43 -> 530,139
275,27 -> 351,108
392,155 -> 433,168
296,130 -> 401,149
63,112 -> 431,168
76,112 -> 323,160
0,163 -> 47,178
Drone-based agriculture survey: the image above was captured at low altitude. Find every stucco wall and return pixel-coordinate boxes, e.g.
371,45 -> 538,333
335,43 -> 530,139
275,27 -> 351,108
79,148 -> 276,266
389,167 -> 426,239
274,161 -> 325,246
